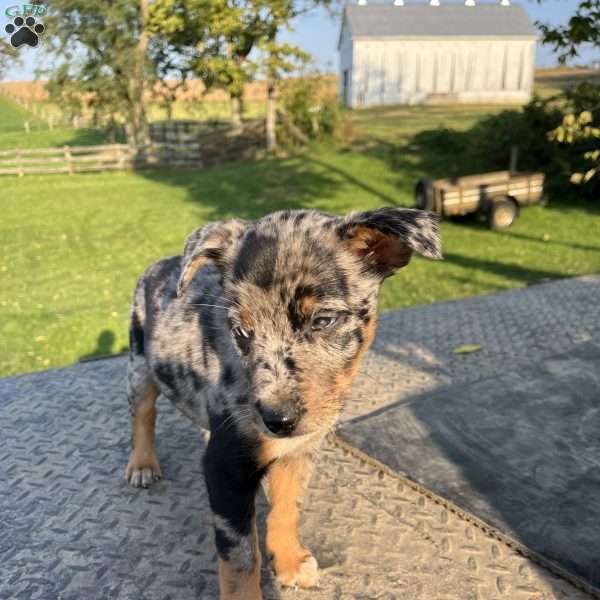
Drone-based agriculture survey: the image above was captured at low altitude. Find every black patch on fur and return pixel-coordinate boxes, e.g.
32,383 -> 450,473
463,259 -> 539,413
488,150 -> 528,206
154,362 -> 177,394
307,240 -> 349,299
190,369 -> 204,391
357,307 -> 371,324
199,304 -> 220,356
338,332 -> 354,350
129,312 -> 145,355
143,256 -> 181,342
215,526 -> 238,560
232,229 -> 278,289
284,356 -> 298,375
353,328 -> 364,345
338,208 -> 420,241
175,363 -> 186,382
221,364 -> 235,387
203,417 -> 265,559
293,211 -> 308,224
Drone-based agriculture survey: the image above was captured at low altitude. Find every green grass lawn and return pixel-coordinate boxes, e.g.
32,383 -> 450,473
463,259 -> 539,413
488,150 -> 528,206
2,85 -> 600,377
0,95 -> 264,150
0,95 -> 117,149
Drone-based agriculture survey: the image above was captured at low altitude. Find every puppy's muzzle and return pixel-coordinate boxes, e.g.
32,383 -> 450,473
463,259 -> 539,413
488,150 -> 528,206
257,400 -> 300,437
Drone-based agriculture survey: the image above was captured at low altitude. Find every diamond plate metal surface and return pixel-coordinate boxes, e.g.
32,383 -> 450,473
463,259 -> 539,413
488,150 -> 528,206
1,275 -> 599,599
345,274 -> 600,421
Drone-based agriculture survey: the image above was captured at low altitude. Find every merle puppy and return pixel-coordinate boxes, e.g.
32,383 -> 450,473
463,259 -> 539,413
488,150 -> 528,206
125,208 -> 441,600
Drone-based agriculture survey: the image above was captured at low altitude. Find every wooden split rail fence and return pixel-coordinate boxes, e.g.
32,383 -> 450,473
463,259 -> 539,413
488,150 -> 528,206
0,119 -> 271,176
0,144 -> 134,176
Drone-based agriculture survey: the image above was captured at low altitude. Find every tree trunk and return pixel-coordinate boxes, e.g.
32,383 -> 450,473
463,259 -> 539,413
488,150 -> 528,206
231,95 -> 243,128
266,81 -> 277,151
128,0 -> 150,147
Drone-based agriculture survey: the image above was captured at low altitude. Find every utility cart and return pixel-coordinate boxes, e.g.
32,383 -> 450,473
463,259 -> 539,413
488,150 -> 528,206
415,170 -> 546,229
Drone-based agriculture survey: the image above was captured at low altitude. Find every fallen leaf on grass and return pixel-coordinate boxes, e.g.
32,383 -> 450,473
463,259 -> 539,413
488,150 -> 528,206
452,344 -> 482,355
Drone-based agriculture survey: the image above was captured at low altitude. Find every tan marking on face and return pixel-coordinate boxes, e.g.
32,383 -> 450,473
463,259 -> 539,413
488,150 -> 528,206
126,381 -> 162,478
258,438 -> 278,467
217,519 -> 262,600
238,305 -> 254,332
333,313 -> 378,398
266,454 -> 317,588
299,294 -> 316,317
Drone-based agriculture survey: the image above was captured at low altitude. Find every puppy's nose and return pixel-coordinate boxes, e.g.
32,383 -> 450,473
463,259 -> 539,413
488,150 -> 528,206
257,402 -> 299,436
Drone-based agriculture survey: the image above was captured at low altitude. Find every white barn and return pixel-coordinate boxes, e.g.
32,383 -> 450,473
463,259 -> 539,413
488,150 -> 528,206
339,2 -> 537,107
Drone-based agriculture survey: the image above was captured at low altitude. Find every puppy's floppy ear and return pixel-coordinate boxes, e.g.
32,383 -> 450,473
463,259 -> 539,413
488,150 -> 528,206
337,208 -> 442,278
177,219 -> 247,296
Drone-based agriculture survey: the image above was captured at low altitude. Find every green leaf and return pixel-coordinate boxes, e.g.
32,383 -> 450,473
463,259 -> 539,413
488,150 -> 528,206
452,344 -> 482,355
571,172 -> 584,184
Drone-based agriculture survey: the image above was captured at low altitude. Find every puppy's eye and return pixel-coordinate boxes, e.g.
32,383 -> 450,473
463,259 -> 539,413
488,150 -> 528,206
232,326 -> 253,354
311,314 -> 338,331
233,326 -> 252,340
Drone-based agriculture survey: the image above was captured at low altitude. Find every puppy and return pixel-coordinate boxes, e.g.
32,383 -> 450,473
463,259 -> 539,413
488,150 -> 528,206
125,208 -> 441,600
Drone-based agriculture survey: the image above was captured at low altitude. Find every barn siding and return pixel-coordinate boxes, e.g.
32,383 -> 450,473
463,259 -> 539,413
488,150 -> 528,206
339,23 -> 354,106
347,38 -> 535,107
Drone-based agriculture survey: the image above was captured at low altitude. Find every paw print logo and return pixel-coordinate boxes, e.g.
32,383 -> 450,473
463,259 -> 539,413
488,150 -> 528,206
5,16 -> 45,48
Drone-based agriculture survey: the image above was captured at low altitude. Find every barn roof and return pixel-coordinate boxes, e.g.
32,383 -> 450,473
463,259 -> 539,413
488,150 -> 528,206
343,3 -> 537,40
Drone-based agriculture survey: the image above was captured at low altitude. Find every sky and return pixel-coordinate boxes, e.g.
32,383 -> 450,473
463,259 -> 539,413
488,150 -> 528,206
1,0 -> 596,82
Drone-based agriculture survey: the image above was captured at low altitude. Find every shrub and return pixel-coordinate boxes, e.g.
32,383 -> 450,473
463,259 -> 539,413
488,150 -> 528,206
563,82 -> 600,118
278,75 -> 341,144
411,94 -> 599,201
465,98 -> 564,175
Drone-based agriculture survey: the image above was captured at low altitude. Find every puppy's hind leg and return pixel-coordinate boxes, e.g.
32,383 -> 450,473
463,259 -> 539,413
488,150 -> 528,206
125,311 -> 162,488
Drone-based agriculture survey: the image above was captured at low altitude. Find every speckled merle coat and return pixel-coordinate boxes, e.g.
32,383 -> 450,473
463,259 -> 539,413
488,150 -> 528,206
125,207 -> 441,600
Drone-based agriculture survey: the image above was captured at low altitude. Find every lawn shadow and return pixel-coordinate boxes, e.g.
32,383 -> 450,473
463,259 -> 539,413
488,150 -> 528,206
79,329 -> 127,362
443,251 -> 566,285
63,128 -> 126,146
300,154 -> 402,206
138,152 -> 349,222
496,228 -> 600,254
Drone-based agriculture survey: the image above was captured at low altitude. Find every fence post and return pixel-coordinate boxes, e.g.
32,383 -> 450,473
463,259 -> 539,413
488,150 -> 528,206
16,148 -> 24,177
64,146 -> 74,175
117,144 -> 126,170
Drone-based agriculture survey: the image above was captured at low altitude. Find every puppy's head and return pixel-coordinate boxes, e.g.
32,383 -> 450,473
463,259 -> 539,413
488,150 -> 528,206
178,209 -> 441,439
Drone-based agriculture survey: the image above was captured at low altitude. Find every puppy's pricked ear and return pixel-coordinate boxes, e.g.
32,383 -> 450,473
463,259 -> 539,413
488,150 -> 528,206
177,219 -> 247,296
337,208 -> 442,278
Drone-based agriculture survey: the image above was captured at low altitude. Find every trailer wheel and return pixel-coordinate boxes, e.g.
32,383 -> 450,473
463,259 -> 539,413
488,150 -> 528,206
487,197 -> 518,230
415,179 -> 435,212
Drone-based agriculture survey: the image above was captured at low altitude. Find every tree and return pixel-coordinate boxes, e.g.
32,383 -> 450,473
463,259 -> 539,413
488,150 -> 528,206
149,0 -> 328,136
259,41 -> 309,149
538,0 -> 600,185
0,39 -> 21,81
537,0 -> 599,64
43,0 -> 160,146
549,111 -> 600,184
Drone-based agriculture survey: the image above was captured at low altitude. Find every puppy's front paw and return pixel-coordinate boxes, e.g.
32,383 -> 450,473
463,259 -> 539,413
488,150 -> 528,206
126,450 -> 162,488
275,553 -> 319,589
